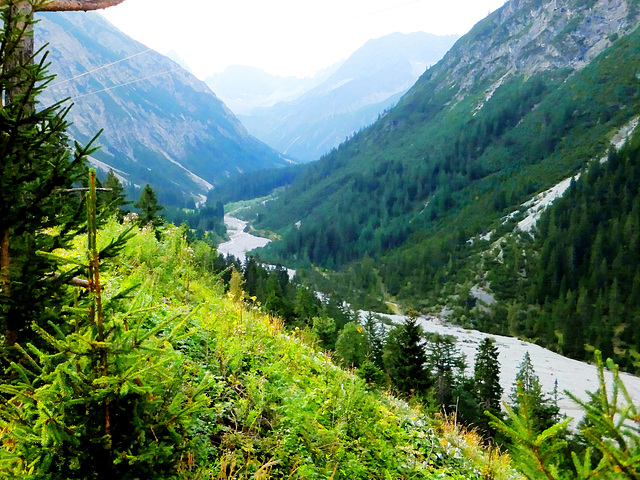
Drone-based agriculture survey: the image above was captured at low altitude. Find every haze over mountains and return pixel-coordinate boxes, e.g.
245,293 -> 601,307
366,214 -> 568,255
33,12 -> 461,202
204,64 -> 339,114
35,11 -> 291,206
228,32 -> 459,162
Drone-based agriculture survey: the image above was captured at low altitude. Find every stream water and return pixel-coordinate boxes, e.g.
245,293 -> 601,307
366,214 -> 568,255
217,216 -> 640,421
216,215 -> 270,264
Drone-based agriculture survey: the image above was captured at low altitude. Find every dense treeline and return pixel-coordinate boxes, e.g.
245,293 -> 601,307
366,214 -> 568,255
207,253 -> 358,334
164,201 -> 226,240
205,163 -> 304,207
483,132 -> 640,372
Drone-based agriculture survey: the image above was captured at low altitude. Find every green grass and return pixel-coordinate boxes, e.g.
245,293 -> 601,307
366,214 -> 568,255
57,219 -> 519,478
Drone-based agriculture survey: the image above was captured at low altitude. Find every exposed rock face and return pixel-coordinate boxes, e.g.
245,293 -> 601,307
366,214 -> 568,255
409,0 -> 640,103
35,11 -> 291,204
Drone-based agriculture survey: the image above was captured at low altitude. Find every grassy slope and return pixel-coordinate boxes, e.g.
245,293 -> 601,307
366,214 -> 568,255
89,219 -> 518,479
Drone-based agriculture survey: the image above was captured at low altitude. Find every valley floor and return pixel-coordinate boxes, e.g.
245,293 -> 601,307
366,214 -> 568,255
217,215 -> 640,425
217,214 -> 270,263
378,313 -> 640,424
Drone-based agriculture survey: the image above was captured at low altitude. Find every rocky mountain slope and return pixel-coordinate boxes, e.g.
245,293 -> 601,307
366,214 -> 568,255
238,32 -> 459,162
35,12 -> 291,206
250,0 -> 640,319
407,0 -> 638,105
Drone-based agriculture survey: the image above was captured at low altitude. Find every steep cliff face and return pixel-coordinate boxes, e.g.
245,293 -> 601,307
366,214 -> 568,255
35,11 -> 291,204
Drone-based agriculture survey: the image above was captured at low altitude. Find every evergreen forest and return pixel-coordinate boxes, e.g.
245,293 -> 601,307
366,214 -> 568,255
2,0 -> 640,479
241,4 -> 640,373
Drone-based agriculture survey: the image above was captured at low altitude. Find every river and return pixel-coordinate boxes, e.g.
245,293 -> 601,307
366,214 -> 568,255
216,215 -> 271,264
372,313 -> 640,423
218,216 -> 640,421
217,215 -> 295,278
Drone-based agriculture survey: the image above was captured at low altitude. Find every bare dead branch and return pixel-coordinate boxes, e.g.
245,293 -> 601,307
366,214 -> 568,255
0,0 -> 128,11
38,0 -> 128,11
48,272 -> 92,288
55,188 -> 113,193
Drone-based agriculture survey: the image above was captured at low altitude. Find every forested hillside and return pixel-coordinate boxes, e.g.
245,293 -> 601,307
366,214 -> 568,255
243,0 -> 640,369
481,131 -> 640,371
3,3 -> 640,477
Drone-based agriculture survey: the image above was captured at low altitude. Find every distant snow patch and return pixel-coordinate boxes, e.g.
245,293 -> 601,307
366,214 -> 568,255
471,285 -> 495,306
611,116 -> 639,150
195,194 -> 207,208
514,116 -> 639,232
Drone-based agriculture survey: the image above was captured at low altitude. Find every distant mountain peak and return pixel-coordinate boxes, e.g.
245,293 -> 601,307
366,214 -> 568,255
237,31 -> 459,162
423,0 -> 640,105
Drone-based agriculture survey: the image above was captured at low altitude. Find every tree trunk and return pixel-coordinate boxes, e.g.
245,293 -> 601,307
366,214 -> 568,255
0,0 -> 128,77
0,228 -> 10,297
1,228 -> 17,345
38,0 -> 128,11
4,1 -> 33,108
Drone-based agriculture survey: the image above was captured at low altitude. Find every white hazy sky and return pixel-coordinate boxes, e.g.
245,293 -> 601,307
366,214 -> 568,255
102,0 -> 507,79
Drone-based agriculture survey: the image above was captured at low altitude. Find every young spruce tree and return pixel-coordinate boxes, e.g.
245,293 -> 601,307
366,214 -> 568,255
473,337 -> 503,436
0,1 -> 97,348
509,351 -> 560,434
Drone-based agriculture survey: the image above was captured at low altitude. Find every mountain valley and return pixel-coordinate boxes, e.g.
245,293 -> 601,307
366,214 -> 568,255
4,0 -> 640,477
35,11 -> 291,206
236,32 -> 459,162
234,0 -> 640,372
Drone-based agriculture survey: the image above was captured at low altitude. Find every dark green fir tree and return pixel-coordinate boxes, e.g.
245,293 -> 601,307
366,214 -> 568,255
509,351 -> 560,433
383,316 -> 430,397
99,169 -> 130,219
0,2 -> 97,348
473,337 -> 503,436
363,311 -> 385,368
426,333 -> 466,408
134,183 -> 163,227
475,337 -> 503,412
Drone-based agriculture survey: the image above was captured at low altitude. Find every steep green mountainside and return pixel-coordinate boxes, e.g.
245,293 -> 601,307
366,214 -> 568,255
247,0 -> 640,353
35,12 -> 291,206
478,129 -> 640,372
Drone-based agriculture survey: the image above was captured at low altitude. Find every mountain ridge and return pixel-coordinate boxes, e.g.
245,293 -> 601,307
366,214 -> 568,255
239,31 -> 459,162
35,11 -> 291,205
205,64 -> 340,114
